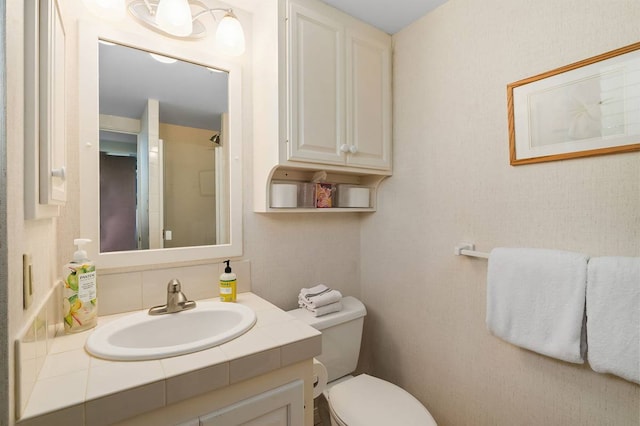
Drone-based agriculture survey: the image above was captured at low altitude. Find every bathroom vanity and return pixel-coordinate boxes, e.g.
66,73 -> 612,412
16,293 -> 321,426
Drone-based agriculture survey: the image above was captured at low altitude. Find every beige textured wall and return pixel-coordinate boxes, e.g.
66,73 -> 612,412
161,123 -> 217,248
245,212 -> 362,309
5,1 -> 63,424
10,0 -> 639,425
360,0 -> 640,425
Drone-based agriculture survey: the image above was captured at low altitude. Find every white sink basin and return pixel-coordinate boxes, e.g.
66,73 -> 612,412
85,301 -> 257,361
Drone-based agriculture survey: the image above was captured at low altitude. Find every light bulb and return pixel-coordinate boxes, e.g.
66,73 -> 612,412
215,12 -> 245,56
156,0 -> 193,37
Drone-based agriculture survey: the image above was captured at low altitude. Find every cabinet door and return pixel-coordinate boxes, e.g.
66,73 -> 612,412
345,28 -> 392,170
288,0 -> 345,165
199,380 -> 304,426
24,0 -> 67,219
39,0 -> 67,204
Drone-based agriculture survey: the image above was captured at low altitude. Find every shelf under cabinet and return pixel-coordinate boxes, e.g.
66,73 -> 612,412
255,166 -> 389,213
261,207 -> 377,213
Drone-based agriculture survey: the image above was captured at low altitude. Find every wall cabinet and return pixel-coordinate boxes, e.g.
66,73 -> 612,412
253,0 -> 392,213
24,0 -> 68,219
288,0 -> 392,171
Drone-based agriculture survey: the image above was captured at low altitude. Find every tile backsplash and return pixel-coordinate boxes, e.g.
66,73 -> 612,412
15,259 -> 252,420
15,282 -> 61,419
98,259 -> 252,315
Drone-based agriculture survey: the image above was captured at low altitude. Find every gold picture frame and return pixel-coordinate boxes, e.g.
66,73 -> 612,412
507,42 -> 640,165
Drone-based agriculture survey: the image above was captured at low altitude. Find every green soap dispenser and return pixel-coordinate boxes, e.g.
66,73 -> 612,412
63,238 -> 98,333
219,260 -> 237,302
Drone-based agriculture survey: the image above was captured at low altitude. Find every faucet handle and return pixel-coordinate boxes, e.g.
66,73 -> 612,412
167,279 -> 182,293
148,278 -> 195,315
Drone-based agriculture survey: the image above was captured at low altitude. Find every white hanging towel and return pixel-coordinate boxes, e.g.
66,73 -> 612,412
486,248 -> 588,363
586,256 -> 640,384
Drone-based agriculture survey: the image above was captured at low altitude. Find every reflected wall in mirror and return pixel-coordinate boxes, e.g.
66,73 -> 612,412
98,42 -> 230,253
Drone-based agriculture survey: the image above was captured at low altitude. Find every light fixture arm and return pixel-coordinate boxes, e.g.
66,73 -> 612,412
127,0 -> 246,55
142,0 -> 156,15
133,1 -> 233,23
191,7 -> 233,23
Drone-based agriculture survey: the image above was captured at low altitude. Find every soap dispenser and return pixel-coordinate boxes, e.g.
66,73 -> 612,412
63,238 -> 98,333
219,260 -> 237,302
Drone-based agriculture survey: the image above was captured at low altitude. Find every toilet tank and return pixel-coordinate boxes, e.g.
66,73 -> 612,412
288,296 -> 367,382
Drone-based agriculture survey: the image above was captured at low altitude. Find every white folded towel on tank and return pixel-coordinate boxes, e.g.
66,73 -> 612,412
586,256 -> 640,384
306,301 -> 343,317
298,284 -> 343,309
299,284 -> 333,298
486,247 -> 589,364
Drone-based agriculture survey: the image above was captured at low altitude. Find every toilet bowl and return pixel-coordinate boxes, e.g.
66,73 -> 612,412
288,296 -> 437,426
326,374 -> 436,426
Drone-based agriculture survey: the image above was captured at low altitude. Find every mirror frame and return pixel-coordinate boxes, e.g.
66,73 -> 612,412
78,21 -> 243,269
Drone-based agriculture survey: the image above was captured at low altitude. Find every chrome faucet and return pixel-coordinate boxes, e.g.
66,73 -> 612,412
148,279 -> 196,315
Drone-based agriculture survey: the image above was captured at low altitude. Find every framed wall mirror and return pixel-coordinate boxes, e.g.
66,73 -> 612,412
98,42 -> 230,253
78,23 -> 243,269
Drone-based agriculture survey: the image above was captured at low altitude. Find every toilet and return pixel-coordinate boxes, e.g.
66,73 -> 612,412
289,296 -> 437,426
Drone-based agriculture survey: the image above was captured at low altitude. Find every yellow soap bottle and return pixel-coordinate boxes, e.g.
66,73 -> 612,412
219,260 -> 237,302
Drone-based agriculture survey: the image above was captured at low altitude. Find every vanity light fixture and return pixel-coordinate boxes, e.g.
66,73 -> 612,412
155,0 -> 193,36
127,0 -> 246,56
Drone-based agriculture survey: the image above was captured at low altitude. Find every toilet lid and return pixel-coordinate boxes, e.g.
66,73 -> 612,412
328,374 -> 437,426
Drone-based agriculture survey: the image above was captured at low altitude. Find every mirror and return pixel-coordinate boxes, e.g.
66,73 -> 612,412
98,42 -> 229,252
78,23 -> 243,268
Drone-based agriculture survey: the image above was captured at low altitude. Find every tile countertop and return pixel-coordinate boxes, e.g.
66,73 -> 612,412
17,292 -> 322,426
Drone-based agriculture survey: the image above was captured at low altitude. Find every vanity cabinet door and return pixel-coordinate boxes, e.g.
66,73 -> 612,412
287,0 -> 345,166
199,380 -> 304,426
176,420 -> 199,426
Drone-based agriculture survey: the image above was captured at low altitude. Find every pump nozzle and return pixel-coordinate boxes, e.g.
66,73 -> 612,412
73,238 -> 92,262
74,238 -> 91,247
224,259 -> 231,273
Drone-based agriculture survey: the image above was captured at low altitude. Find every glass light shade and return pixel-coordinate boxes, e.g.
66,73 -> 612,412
215,13 -> 246,56
156,0 -> 193,37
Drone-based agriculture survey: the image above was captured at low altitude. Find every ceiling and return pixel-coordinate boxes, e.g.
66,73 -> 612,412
99,42 -> 228,132
320,0 -> 448,34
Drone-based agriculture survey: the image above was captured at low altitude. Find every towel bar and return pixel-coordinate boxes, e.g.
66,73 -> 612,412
454,243 -> 490,259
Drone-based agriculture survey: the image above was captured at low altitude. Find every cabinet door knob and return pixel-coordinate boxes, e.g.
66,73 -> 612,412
340,144 -> 350,153
51,167 -> 66,181
349,145 -> 358,154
